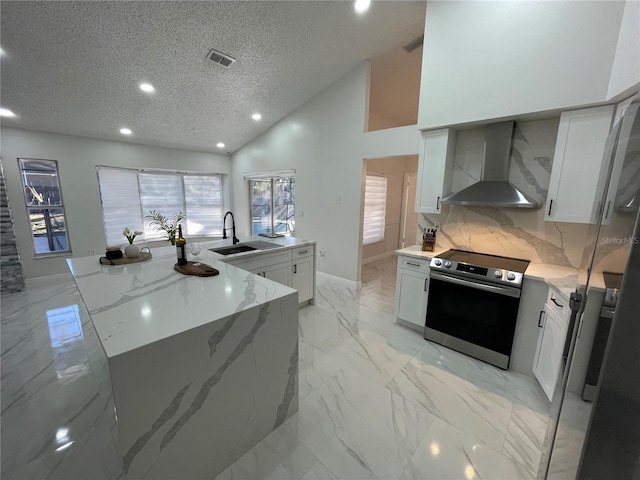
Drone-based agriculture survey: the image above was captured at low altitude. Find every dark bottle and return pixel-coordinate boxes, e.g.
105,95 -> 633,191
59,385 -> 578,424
176,225 -> 187,265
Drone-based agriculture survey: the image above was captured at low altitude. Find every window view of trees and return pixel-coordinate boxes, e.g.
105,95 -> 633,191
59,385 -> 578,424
19,159 -> 70,255
251,177 -> 295,236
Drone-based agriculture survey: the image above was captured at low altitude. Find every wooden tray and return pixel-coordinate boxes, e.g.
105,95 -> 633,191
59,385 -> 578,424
174,261 -> 219,277
100,252 -> 152,265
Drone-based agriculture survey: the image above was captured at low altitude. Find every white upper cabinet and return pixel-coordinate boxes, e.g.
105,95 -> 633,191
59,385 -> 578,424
415,128 -> 456,214
545,105 -> 614,224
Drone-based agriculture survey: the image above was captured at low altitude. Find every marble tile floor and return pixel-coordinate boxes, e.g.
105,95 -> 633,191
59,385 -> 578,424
2,256 -> 553,480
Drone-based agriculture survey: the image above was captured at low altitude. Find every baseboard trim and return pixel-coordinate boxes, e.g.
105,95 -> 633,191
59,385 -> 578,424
317,271 -> 361,289
362,250 -> 396,265
396,317 -> 425,334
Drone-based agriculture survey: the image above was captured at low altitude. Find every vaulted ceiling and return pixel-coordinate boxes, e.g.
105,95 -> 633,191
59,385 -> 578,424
1,1 -> 426,154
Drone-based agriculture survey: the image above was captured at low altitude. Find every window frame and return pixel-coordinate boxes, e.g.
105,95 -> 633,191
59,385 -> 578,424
248,176 -> 295,237
362,173 -> 388,246
96,166 -> 228,246
18,158 -> 72,257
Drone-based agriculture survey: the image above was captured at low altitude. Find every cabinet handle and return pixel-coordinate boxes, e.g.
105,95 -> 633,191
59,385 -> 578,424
548,199 -> 553,216
551,296 -> 564,308
604,201 -> 611,219
436,196 -> 441,210
538,310 -> 545,328
262,272 -> 266,277
406,262 -> 421,267
293,264 -> 297,274
298,250 -> 309,255
424,278 -> 428,292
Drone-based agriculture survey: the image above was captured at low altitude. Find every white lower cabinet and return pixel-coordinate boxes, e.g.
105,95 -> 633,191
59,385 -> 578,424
394,255 -> 430,331
292,255 -> 313,303
533,291 -> 570,402
224,245 -> 315,304
252,262 -> 291,288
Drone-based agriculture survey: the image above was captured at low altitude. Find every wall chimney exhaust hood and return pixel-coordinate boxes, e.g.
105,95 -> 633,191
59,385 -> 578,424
441,121 -> 539,208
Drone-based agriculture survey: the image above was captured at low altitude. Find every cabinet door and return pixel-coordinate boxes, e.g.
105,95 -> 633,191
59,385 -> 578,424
394,268 -> 429,329
254,262 -> 292,288
415,128 -> 456,214
545,105 -> 614,224
533,305 -> 569,401
292,256 -> 313,303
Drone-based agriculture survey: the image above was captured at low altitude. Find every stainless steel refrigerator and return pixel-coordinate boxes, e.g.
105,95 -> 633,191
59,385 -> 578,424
544,92 -> 640,479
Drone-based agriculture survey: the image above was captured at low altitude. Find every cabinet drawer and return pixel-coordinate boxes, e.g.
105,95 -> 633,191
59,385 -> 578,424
546,287 -> 569,321
292,245 -> 314,259
398,255 -> 430,273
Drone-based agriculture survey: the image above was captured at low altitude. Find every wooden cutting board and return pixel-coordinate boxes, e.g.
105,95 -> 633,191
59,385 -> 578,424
100,252 -> 152,265
174,261 -> 220,277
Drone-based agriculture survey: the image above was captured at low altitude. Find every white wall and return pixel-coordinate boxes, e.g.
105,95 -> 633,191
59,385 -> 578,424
607,0 -> 640,99
231,63 -> 421,283
418,1 -> 627,129
1,128 -> 231,278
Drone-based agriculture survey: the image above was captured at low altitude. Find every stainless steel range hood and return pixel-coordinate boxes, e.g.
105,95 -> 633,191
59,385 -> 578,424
441,121 -> 539,208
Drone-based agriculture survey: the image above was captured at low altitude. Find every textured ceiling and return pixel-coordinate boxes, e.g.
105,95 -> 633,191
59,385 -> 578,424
0,1 -> 426,154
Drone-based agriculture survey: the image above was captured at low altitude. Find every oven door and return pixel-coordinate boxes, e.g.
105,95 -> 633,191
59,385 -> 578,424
425,271 -> 522,369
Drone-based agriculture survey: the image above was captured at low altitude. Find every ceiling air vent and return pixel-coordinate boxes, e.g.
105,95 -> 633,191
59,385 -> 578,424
402,35 -> 424,53
207,49 -> 236,68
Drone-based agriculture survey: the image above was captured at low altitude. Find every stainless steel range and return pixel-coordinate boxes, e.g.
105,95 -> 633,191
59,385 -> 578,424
425,249 -> 530,369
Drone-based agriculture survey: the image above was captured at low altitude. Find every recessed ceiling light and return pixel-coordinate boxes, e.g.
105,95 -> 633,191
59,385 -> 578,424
251,113 -> 262,121
139,83 -> 155,93
0,107 -> 16,117
354,0 -> 370,13
120,128 -> 132,135
216,142 -> 225,148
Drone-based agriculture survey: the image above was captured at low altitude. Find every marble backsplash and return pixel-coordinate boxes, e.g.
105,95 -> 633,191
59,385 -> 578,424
417,119 -> 595,268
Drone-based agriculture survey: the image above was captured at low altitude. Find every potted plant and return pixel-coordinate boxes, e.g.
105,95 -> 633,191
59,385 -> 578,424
123,227 -> 143,258
144,210 -> 185,245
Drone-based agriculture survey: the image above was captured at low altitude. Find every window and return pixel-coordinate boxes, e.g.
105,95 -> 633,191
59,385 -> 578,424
249,177 -> 295,237
97,167 -> 226,246
19,159 -> 71,255
362,174 -> 387,245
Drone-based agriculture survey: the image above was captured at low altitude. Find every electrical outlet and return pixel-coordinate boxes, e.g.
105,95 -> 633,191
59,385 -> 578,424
89,249 -> 96,256
319,250 -> 325,260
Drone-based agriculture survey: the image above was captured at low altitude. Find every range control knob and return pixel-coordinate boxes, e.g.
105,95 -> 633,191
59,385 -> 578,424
507,272 -> 516,281
444,261 -> 452,268
494,270 -> 503,278
434,259 -> 442,266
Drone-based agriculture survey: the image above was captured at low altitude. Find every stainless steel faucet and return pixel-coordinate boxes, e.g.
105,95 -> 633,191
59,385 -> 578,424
222,211 -> 239,245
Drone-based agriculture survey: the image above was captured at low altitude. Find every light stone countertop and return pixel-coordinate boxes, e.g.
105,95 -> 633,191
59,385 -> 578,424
394,244 -> 450,261
395,245 -> 606,302
66,236 -> 311,359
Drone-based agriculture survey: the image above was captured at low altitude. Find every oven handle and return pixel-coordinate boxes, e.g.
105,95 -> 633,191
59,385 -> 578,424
430,271 -> 521,299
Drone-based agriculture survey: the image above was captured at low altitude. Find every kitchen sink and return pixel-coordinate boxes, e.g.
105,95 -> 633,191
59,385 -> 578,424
240,240 -> 281,250
209,240 -> 281,256
209,245 -> 257,255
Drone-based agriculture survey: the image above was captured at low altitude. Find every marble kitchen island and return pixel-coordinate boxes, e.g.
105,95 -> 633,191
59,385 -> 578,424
66,247 -> 299,480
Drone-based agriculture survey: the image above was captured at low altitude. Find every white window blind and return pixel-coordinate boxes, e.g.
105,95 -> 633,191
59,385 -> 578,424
97,168 -> 143,246
184,175 -> 224,236
362,174 -> 387,246
97,167 -> 226,246
139,173 -> 185,241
